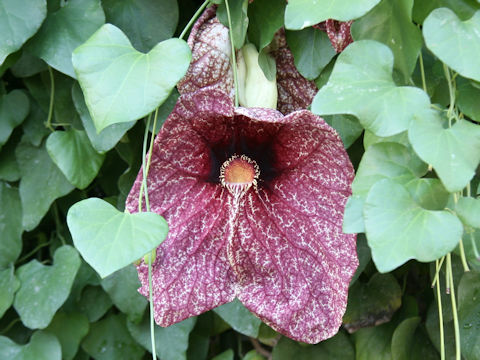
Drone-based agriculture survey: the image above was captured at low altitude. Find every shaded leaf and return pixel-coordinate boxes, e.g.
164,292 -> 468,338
0,90 -> 30,149
16,142 -> 74,231
217,0 -> 249,49
0,266 -> 20,318
0,138 -> 21,181
213,349 -> 234,360
44,312 -> 89,360
391,317 -> 439,360
285,0 -> 381,29
26,0 -> 105,78
286,27 -> 336,80
0,182 -> 22,267
0,331 -> 61,360
343,195 -> 365,234
72,24 -> 191,132
423,8 -> 480,82
102,0 -> 178,53
343,273 -> 402,333
248,0 -> 285,51
81,313 -> 145,360
101,265 -> 147,324
351,0 -> 422,82
413,0 -> 480,23
458,272 -> 480,360
456,197 -> 480,228
0,0 -> 47,65
14,245 -> 81,329
213,299 -> 261,337
76,285 -> 112,322
46,129 -> 104,189
67,197 -> 168,278
457,78 -> 480,122
323,114 -> 363,149
312,40 -> 430,136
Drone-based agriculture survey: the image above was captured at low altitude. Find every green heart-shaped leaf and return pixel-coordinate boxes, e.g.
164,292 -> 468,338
45,312 -> 89,360
456,197 -> 480,228
351,0 -> 422,82
408,110 -> 480,192
0,331 -> 61,360
285,0 -> 381,29
312,40 -> 430,136
0,182 -> 22,268
72,24 -> 191,133
364,179 -> 463,272
423,8 -> 480,82
214,299 -> 262,337
0,90 -> 30,149
16,142 -> 74,231
14,245 -> 81,329
46,129 -> 105,189
0,266 -> 20,318
0,0 -> 46,65
67,198 -> 169,278
26,0 -> 105,78
458,272 -> 480,359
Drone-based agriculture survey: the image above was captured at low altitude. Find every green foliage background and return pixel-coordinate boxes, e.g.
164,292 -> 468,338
0,0 -> 480,359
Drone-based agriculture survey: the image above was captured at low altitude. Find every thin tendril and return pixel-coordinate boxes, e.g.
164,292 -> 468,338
418,51 -> 427,93
435,259 -> 445,360
138,114 -> 152,212
225,0 -> 239,107
443,63 -> 456,124
15,240 -> 51,265
148,260 -> 156,359
0,318 -> 21,335
447,254 -> 461,360
46,66 -> 55,131
431,256 -> 445,288
179,0 -> 210,40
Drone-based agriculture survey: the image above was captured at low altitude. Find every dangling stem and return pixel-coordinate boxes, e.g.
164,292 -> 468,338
138,114 -> 152,212
418,51 -> 427,93
45,66 -> 55,131
225,0 -> 239,107
446,254 -> 461,360
443,63 -> 456,125
435,259 -> 445,360
148,260 -> 156,359
179,0 -> 210,40
431,256 -> 445,288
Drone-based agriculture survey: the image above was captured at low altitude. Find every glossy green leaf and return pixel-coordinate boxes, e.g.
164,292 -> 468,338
423,8 -> 480,82
46,129 -> 104,189
349,235 -> 371,285
248,0 -> 285,51
10,51 -> 47,78
463,229 -> 480,273
458,272 -> 480,360
457,78 -> 480,122
82,313 -> 145,360
404,178 -> 450,211
426,302 -> 456,359
352,142 -> 427,197
217,0 -> 249,49
21,98 -> 49,147
343,195 -> 365,233
408,110 -> 480,192
16,142 -> 74,231
0,331 -> 61,360
71,72 -> 135,154
26,0 -> 105,78
351,0 -> 422,82
413,0 -> 480,24
286,27 -> 336,80
0,266 -> 20,318
14,245 -> 81,329
285,0 -> 381,29
312,40 -> 430,136
213,299 -> 261,337
44,312 -> 89,360
0,90 -> 30,149
67,197 -> 169,278
102,0 -> 178,53
213,349 -> 234,360
272,331 -> 354,359
0,0 -> 47,65
0,182 -> 22,267
364,179 -> 463,272
456,197 -> 480,228
354,318 -> 397,360
101,265 -> 147,324
72,24 -> 191,132
363,130 -> 409,149
343,273 -> 401,333
127,315 -> 196,360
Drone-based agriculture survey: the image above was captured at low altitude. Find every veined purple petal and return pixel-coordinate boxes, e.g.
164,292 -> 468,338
126,89 -> 357,343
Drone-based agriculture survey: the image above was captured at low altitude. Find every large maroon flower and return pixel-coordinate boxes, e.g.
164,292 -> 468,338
177,6 -> 318,115
126,89 -> 358,344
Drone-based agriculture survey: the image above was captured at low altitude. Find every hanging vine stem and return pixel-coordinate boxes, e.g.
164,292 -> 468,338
179,0 -> 210,40
435,259 -> 445,360
225,0 -> 239,107
45,66 -> 55,131
418,51 -> 427,93
447,254 -> 461,360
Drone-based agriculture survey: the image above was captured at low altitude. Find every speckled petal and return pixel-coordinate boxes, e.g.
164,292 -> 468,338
325,19 -> 353,53
228,110 -> 357,344
178,7 -> 318,114
125,89 -> 237,326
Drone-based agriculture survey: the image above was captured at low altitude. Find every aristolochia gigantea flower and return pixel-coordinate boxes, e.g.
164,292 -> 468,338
126,89 -> 358,344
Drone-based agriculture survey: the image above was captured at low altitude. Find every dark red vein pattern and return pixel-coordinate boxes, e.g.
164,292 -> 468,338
126,89 -> 358,343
